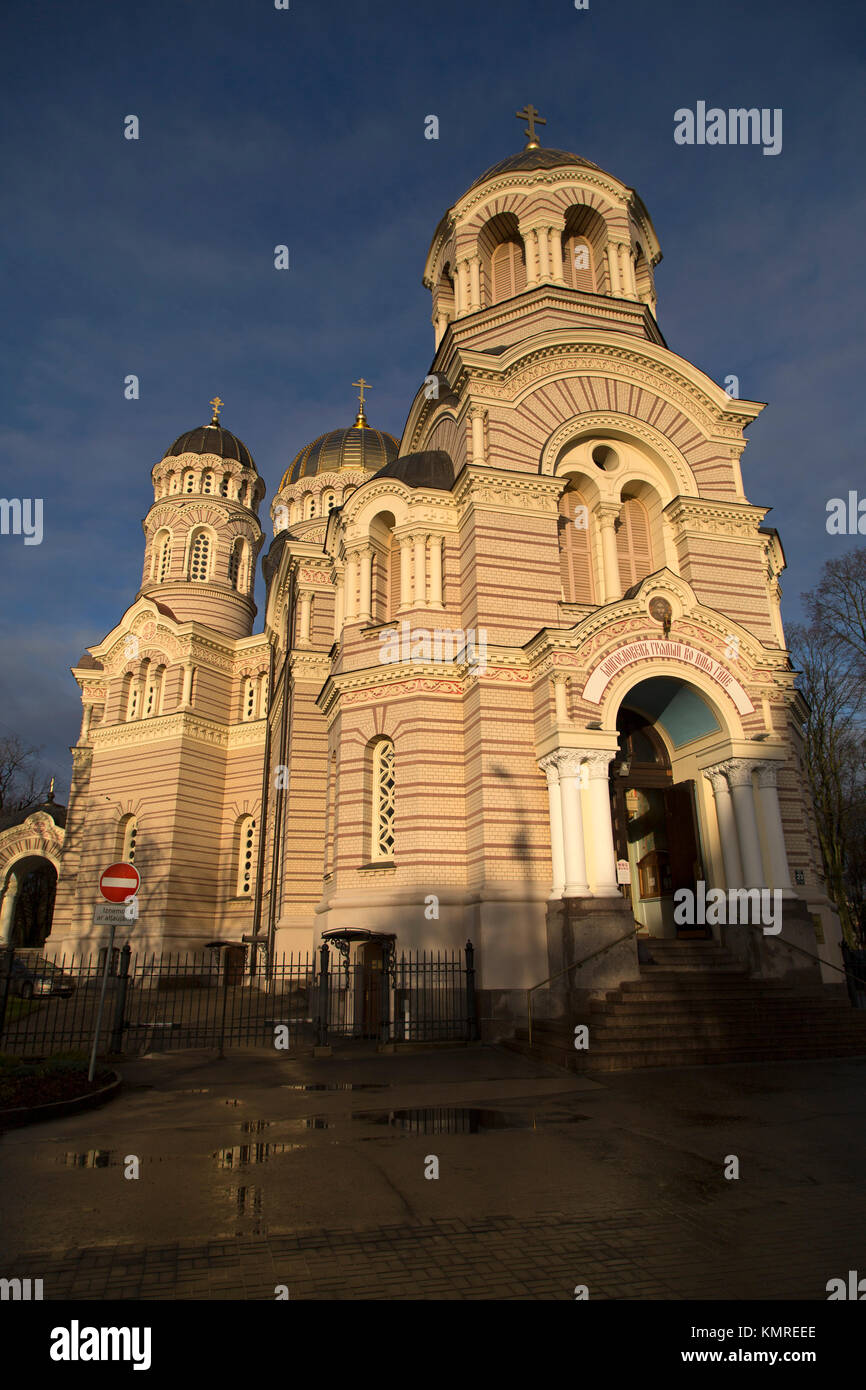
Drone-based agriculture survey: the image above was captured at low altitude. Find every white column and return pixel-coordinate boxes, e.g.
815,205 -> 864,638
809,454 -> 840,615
726,761 -> 765,887
558,751 -> 590,896
470,409 -> 485,464
754,762 -> 795,895
429,535 -> 444,607
704,767 -> 744,890
469,255 -> 481,310
398,536 -> 413,612
298,592 -> 312,645
344,551 -> 358,621
358,546 -> 373,622
596,505 -> 621,603
456,259 -> 470,315
525,228 -> 539,285
550,227 -> 565,283
0,870 -> 21,944
606,243 -> 621,296
536,226 -> 550,281
540,756 -> 565,899
583,752 -> 620,895
180,662 -> 194,708
553,675 -> 569,725
619,243 -> 636,298
413,534 -> 427,607
334,573 -> 344,638
79,703 -> 94,743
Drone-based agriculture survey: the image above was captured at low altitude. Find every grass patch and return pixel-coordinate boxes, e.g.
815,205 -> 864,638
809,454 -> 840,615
0,1052 -> 113,1110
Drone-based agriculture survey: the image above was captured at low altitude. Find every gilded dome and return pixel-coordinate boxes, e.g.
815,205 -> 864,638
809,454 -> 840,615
166,422 -> 256,472
281,425 -> 399,489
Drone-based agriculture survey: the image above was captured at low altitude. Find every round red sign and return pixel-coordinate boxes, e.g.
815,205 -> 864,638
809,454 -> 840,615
99,862 -> 140,903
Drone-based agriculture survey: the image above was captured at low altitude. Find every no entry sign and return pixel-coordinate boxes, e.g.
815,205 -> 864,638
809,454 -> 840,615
99,862 -> 140,903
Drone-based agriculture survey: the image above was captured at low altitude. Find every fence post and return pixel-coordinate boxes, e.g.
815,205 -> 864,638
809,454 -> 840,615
0,944 -> 14,1045
316,942 -> 330,1046
465,939 -> 478,1041
217,949 -> 230,1060
109,944 -> 131,1053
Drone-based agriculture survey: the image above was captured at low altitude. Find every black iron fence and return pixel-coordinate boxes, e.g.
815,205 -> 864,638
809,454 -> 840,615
0,940 -> 477,1059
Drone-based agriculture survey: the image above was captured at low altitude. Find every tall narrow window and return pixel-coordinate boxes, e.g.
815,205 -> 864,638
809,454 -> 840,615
202,472 -> 214,494
220,475 -> 230,497
372,739 -> 396,861
184,472 -> 195,493
388,533 -> 401,619
563,235 -> 594,292
243,677 -> 256,721
257,672 -> 268,717
558,489 -> 595,603
236,816 -> 256,895
119,815 -> 138,863
306,494 -> 316,519
189,530 -> 211,581
157,533 -> 172,582
228,540 -> 241,589
491,239 -> 526,302
615,497 -> 654,589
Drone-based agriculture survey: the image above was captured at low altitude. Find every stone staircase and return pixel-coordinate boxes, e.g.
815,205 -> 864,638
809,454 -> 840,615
504,937 -> 866,1073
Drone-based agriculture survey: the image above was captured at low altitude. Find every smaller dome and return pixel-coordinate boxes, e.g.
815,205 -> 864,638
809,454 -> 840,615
166,423 -> 256,472
373,450 -> 454,492
468,146 -> 601,193
281,426 -> 399,489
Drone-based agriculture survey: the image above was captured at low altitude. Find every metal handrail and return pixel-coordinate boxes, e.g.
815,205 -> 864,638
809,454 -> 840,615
526,923 -> 642,1046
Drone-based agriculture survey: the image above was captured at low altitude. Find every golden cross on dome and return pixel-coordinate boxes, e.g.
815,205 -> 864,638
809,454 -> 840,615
516,103 -> 546,149
352,377 -> 371,428
209,396 -> 224,424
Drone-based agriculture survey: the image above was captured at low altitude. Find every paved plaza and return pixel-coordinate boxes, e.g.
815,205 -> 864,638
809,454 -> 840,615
1,1046 -> 864,1300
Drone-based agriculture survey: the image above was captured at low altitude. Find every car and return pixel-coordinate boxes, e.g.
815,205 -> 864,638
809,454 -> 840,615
7,958 -> 76,999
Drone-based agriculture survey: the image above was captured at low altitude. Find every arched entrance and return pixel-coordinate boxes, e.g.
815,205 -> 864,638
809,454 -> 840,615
609,705 -> 706,938
6,855 -> 58,948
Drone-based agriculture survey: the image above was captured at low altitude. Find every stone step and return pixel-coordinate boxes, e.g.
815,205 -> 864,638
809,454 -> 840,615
640,962 -> 748,974
503,1034 -> 866,1073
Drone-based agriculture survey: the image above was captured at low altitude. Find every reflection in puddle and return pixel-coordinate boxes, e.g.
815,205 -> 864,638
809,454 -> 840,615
240,1120 -> 270,1134
61,1149 -> 114,1168
213,1142 -> 303,1168
351,1107 -> 570,1134
280,1083 -> 388,1092
232,1183 -> 265,1233
223,1099 -> 244,1106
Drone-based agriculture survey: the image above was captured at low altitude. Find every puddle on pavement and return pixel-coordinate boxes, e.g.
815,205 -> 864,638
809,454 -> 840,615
59,1150 -> 169,1168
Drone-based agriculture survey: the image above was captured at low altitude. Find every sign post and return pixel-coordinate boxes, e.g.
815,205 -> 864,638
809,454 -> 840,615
88,863 -> 140,1082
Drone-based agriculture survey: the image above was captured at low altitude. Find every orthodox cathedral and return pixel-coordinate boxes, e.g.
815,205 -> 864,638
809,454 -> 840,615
0,110 -> 844,1030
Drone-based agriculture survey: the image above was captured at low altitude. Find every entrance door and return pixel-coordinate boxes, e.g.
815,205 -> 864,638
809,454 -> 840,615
663,781 -> 708,939
354,941 -> 386,1039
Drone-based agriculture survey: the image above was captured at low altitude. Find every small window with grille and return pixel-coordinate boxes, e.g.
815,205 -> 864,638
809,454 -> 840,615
189,531 -> 210,581
237,816 -> 256,895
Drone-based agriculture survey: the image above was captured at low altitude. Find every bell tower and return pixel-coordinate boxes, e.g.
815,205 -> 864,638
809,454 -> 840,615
139,399 -> 266,640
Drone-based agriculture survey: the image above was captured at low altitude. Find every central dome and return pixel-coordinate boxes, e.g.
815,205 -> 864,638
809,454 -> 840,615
166,422 -> 256,471
281,425 -> 399,489
467,146 -> 602,194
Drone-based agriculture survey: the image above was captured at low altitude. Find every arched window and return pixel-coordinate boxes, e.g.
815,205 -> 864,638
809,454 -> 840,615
257,672 -> 268,717
563,235 -> 595,292
184,472 -> 195,494
118,814 -> 138,863
238,482 -> 248,505
287,500 -> 297,526
220,475 -> 230,497
305,494 -> 316,519
236,815 -> 256,896
634,245 -> 654,305
371,739 -> 396,862
202,472 -> 214,495
155,532 -> 172,582
170,474 -> 179,493
189,530 -> 211,581
615,496 -> 654,589
558,488 -> 595,603
121,672 -> 133,721
323,491 -> 337,514
243,677 -> 256,721
143,663 -> 166,718
490,239 -> 527,302
437,265 -> 455,321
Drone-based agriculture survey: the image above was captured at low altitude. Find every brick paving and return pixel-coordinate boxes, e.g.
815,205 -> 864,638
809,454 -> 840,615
12,1187 -> 866,1300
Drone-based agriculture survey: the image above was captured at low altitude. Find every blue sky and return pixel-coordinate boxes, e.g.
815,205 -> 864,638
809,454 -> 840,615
1,0 -> 864,798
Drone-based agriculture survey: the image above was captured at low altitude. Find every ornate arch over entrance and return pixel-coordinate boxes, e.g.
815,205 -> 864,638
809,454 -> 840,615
0,802 -> 66,946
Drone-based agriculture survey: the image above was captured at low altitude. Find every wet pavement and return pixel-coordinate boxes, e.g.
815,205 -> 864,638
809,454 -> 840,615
1,1045 -> 865,1299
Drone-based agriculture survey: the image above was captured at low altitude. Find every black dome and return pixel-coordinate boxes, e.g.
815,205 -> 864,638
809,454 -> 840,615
166,423 -> 256,472
373,450 -> 455,491
468,146 -> 601,192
